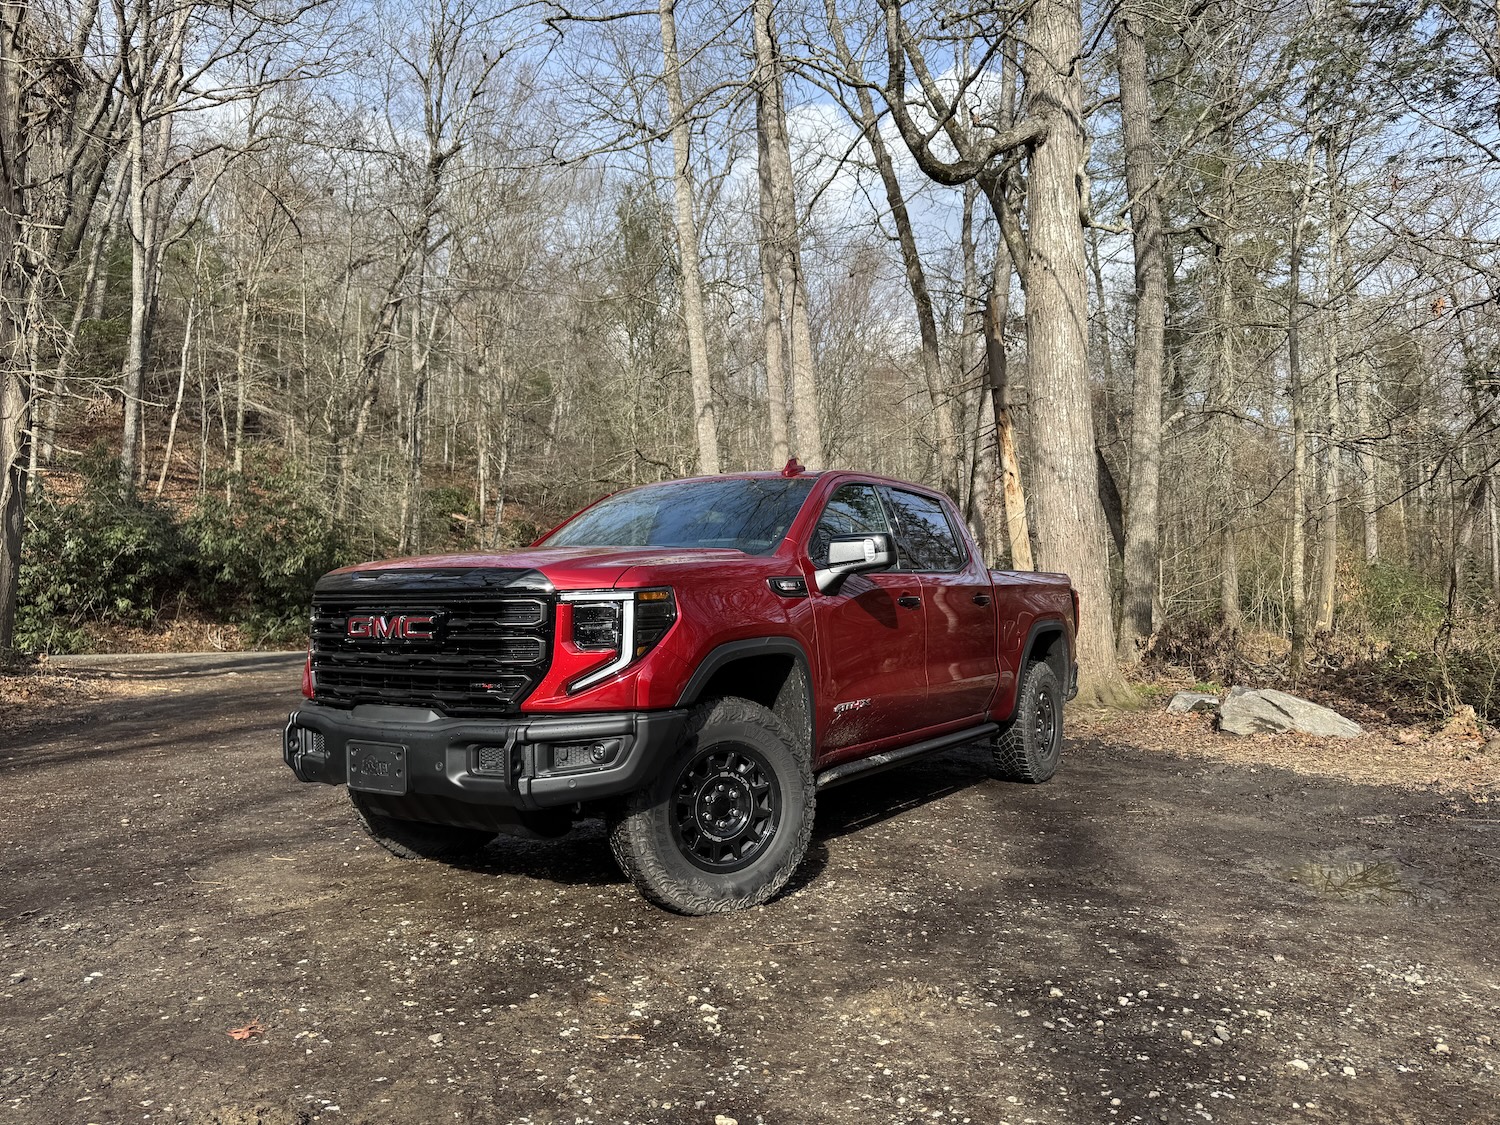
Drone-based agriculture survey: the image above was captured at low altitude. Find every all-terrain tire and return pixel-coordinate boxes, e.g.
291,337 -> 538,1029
608,697 -> 814,915
348,791 -> 496,861
992,661 -> 1063,783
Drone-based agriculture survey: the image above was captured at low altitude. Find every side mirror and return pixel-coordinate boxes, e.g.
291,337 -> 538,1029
814,532 -> 895,594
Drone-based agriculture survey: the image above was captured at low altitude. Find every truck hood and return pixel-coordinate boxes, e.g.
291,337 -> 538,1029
326,546 -> 753,592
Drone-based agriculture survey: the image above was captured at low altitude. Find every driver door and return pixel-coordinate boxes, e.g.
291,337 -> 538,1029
805,483 -> 928,759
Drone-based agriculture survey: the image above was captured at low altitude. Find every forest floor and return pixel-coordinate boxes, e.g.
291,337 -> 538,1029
1,653 -> 1498,1125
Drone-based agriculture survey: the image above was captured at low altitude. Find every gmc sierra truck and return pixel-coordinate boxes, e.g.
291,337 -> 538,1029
283,464 -> 1077,914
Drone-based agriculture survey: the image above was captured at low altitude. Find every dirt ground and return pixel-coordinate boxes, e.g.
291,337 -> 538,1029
2,654 -> 1498,1125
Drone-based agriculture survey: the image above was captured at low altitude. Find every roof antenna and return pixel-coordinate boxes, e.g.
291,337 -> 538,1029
781,457 -> 805,477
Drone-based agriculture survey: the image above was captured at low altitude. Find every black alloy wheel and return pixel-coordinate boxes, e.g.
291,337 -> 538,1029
608,696 -> 815,914
671,744 -> 781,872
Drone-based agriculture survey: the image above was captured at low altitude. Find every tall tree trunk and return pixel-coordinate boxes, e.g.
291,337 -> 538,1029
230,284 -> 254,488
1488,467 -> 1499,604
119,108 -> 150,487
753,80 -> 789,467
979,53 -> 1033,570
658,0 -> 720,475
1213,250 -> 1241,629
752,0 -> 823,467
1115,0 -> 1166,664
154,298 -> 192,496
1287,145 -> 1317,664
1357,356 -> 1379,563
0,0 -> 29,653
1314,132 -> 1348,636
1024,0 -> 1124,701
960,182 -> 996,551
985,249 -> 1033,571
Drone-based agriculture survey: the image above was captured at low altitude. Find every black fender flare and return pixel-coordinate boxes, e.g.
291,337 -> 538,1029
1018,616 -> 1076,702
674,636 -> 815,710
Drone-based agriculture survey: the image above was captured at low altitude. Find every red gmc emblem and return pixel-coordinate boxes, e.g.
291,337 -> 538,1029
347,614 -> 437,641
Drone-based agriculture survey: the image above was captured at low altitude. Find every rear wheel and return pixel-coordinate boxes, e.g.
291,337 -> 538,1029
992,661 -> 1063,783
348,790 -> 497,861
609,697 -> 814,914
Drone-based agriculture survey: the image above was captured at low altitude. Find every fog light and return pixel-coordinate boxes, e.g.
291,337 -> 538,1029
549,739 -> 621,772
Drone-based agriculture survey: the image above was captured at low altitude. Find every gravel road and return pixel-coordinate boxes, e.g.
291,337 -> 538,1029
1,653 -> 1496,1124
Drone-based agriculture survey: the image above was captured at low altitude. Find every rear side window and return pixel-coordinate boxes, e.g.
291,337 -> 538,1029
884,488 -> 965,572
809,483 -> 891,567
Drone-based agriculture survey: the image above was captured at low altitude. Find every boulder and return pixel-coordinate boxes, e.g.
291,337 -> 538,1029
1167,691 -> 1220,715
1218,687 -> 1362,738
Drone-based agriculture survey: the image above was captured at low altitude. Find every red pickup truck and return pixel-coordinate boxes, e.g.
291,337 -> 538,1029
283,465 -> 1077,913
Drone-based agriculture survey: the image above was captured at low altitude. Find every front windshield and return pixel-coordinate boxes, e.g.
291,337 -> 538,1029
543,477 -> 815,555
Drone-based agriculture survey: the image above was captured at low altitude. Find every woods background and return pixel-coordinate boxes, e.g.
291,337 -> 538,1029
1,0 -> 1497,713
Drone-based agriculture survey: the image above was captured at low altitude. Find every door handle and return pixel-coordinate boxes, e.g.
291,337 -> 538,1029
973,593 -> 991,606
897,595 -> 922,609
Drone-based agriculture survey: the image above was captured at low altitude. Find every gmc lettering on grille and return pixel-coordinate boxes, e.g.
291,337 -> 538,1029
346,614 -> 436,641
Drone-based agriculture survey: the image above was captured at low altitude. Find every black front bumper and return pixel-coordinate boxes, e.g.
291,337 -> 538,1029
284,702 -> 688,811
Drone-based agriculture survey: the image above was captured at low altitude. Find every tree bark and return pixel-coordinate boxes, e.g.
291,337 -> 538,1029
0,0 -> 29,654
1114,0 -> 1166,663
1314,131 -> 1348,636
1357,355 -> 1379,563
658,0 -> 720,475
984,249 -> 1033,570
1287,144 -> 1318,663
1024,0 -> 1126,701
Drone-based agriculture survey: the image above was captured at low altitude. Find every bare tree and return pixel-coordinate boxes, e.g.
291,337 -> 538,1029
658,0 -> 719,474
0,0 -> 29,654
879,0 -> 1125,699
1114,0 -> 1166,664
752,0 -> 822,467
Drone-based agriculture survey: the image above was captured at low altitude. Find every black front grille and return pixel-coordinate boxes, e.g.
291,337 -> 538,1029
310,591 -> 554,716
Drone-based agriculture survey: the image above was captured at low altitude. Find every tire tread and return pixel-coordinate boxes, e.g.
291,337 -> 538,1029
608,696 -> 814,914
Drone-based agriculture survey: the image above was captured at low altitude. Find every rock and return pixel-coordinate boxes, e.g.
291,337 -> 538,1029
1168,691 -> 1220,715
1287,1059 -> 1310,1072
1433,1041 -> 1450,1055
1440,706 -> 1481,740
715,1116 -> 739,1125
1218,687 -> 1362,738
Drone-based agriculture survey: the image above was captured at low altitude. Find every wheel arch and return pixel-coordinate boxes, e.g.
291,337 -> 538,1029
675,638 -> 815,759
1020,617 -> 1074,700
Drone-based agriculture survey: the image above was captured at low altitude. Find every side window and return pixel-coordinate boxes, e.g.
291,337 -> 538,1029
809,484 -> 891,567
885,488 -> 965,572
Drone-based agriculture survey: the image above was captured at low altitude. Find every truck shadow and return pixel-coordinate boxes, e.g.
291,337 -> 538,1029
811,741 -> 998,840
455,743 -> 1001,894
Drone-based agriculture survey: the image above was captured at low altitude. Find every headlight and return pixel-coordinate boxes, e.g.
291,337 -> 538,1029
560,588 -> 677,692
572,602 -> 622,651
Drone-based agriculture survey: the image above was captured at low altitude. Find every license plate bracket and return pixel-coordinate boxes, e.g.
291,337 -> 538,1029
347,741 -> 409,795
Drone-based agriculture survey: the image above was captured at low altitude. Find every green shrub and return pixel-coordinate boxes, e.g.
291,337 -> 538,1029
17,451 -> 191,653
184,468 -> 365,643
18,452 -> 371,653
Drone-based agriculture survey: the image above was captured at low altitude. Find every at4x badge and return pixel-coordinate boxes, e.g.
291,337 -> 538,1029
832,698 -> 870,716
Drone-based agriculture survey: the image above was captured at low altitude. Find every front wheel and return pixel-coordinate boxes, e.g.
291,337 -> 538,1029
992,660 -> 1063,783
348,791 -> 497,861
609,697 -> 814,914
